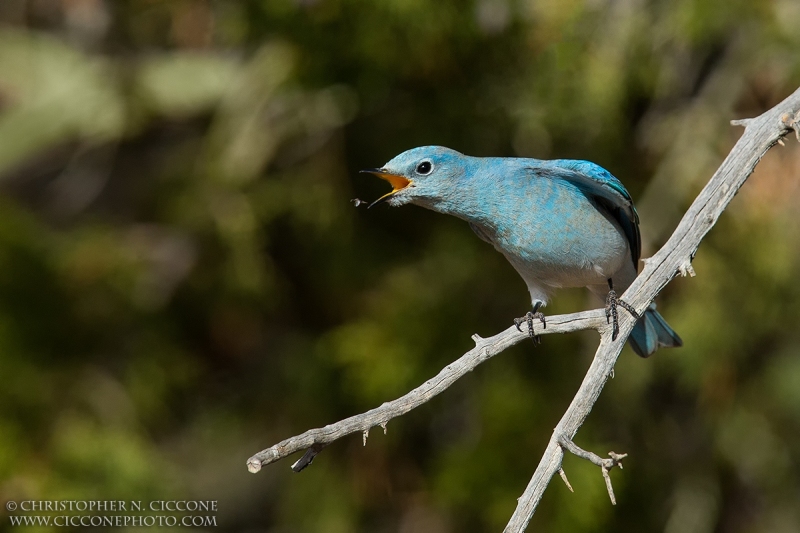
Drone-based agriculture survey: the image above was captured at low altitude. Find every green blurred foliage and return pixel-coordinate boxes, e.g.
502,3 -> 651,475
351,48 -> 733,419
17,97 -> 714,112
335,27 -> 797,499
0,0 -> 799,531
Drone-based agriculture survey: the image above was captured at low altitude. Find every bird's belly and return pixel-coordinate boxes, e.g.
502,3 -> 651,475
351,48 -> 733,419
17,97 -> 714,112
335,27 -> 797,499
493,204 -> 630,291
505,245 -> 625,289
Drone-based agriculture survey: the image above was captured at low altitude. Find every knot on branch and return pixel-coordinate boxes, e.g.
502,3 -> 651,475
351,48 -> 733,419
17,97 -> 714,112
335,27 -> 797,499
780,110 -> 800,142
471,333 -> 490,352
603,451 -> 628,470
678,259 -> 696,277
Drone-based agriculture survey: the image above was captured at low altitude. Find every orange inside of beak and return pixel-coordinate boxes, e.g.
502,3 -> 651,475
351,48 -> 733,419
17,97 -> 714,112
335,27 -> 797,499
368,171 -> 412,207
376,172 -> 411,193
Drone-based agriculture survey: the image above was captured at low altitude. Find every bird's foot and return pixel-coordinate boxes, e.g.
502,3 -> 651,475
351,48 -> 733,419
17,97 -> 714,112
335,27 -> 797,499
605,290 -> 640,341
514,311 -> 547,344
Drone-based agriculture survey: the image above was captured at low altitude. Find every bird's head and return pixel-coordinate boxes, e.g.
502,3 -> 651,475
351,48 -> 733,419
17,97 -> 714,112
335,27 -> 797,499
362,146 -> 469,210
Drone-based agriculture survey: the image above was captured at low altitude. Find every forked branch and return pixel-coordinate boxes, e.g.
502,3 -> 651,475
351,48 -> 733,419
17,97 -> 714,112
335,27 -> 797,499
504,86 -> 800,532
248,86 -> 800,533
246,309 -> 609,473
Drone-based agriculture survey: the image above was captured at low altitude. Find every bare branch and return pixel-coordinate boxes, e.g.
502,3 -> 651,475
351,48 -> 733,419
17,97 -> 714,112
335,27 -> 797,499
557,434 -> 627,505
246,309 -> 608,473
779,110 -> 800,142
503,86 -> 800,532
248,86 -> 800,532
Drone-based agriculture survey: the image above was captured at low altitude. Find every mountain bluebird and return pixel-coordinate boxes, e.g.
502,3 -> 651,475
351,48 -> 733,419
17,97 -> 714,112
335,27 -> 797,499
363,146 -> 682,357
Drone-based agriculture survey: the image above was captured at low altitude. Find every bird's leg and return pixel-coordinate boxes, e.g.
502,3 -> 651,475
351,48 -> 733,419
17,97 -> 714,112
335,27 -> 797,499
605,279 -> 640,341
514,301 -> 546,344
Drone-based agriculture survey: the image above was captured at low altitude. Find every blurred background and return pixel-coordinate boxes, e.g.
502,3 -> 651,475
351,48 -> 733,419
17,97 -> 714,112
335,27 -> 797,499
0,0 -> 799,532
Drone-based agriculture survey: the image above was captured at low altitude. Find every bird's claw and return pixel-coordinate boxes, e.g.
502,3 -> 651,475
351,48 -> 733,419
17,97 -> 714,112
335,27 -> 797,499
605,290 -> 639,341
514,311 -> 546,344
616,299 -> 639,319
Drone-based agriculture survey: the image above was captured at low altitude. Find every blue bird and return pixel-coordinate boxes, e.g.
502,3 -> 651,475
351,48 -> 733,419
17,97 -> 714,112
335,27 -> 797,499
363,146 -> 682,357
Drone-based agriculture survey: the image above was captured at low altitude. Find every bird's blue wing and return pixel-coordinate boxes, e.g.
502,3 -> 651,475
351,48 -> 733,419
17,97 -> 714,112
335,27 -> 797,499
534,160 -> 641,267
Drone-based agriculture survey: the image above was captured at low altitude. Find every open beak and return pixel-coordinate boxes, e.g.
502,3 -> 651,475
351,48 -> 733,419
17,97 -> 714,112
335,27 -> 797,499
360,168 -> 412,208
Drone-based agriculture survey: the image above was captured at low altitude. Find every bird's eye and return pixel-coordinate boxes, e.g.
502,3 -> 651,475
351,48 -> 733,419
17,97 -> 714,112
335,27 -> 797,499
416,161 -> 433,175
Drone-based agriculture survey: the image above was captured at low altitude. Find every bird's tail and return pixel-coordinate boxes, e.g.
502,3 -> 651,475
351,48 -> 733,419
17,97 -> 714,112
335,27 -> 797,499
628,303 -> 682,358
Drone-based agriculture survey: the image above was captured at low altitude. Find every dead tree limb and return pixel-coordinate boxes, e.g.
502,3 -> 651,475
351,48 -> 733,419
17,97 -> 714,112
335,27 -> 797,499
247,87 -> 800,532
504,87 -> 800,532
246,309 -> 609,474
